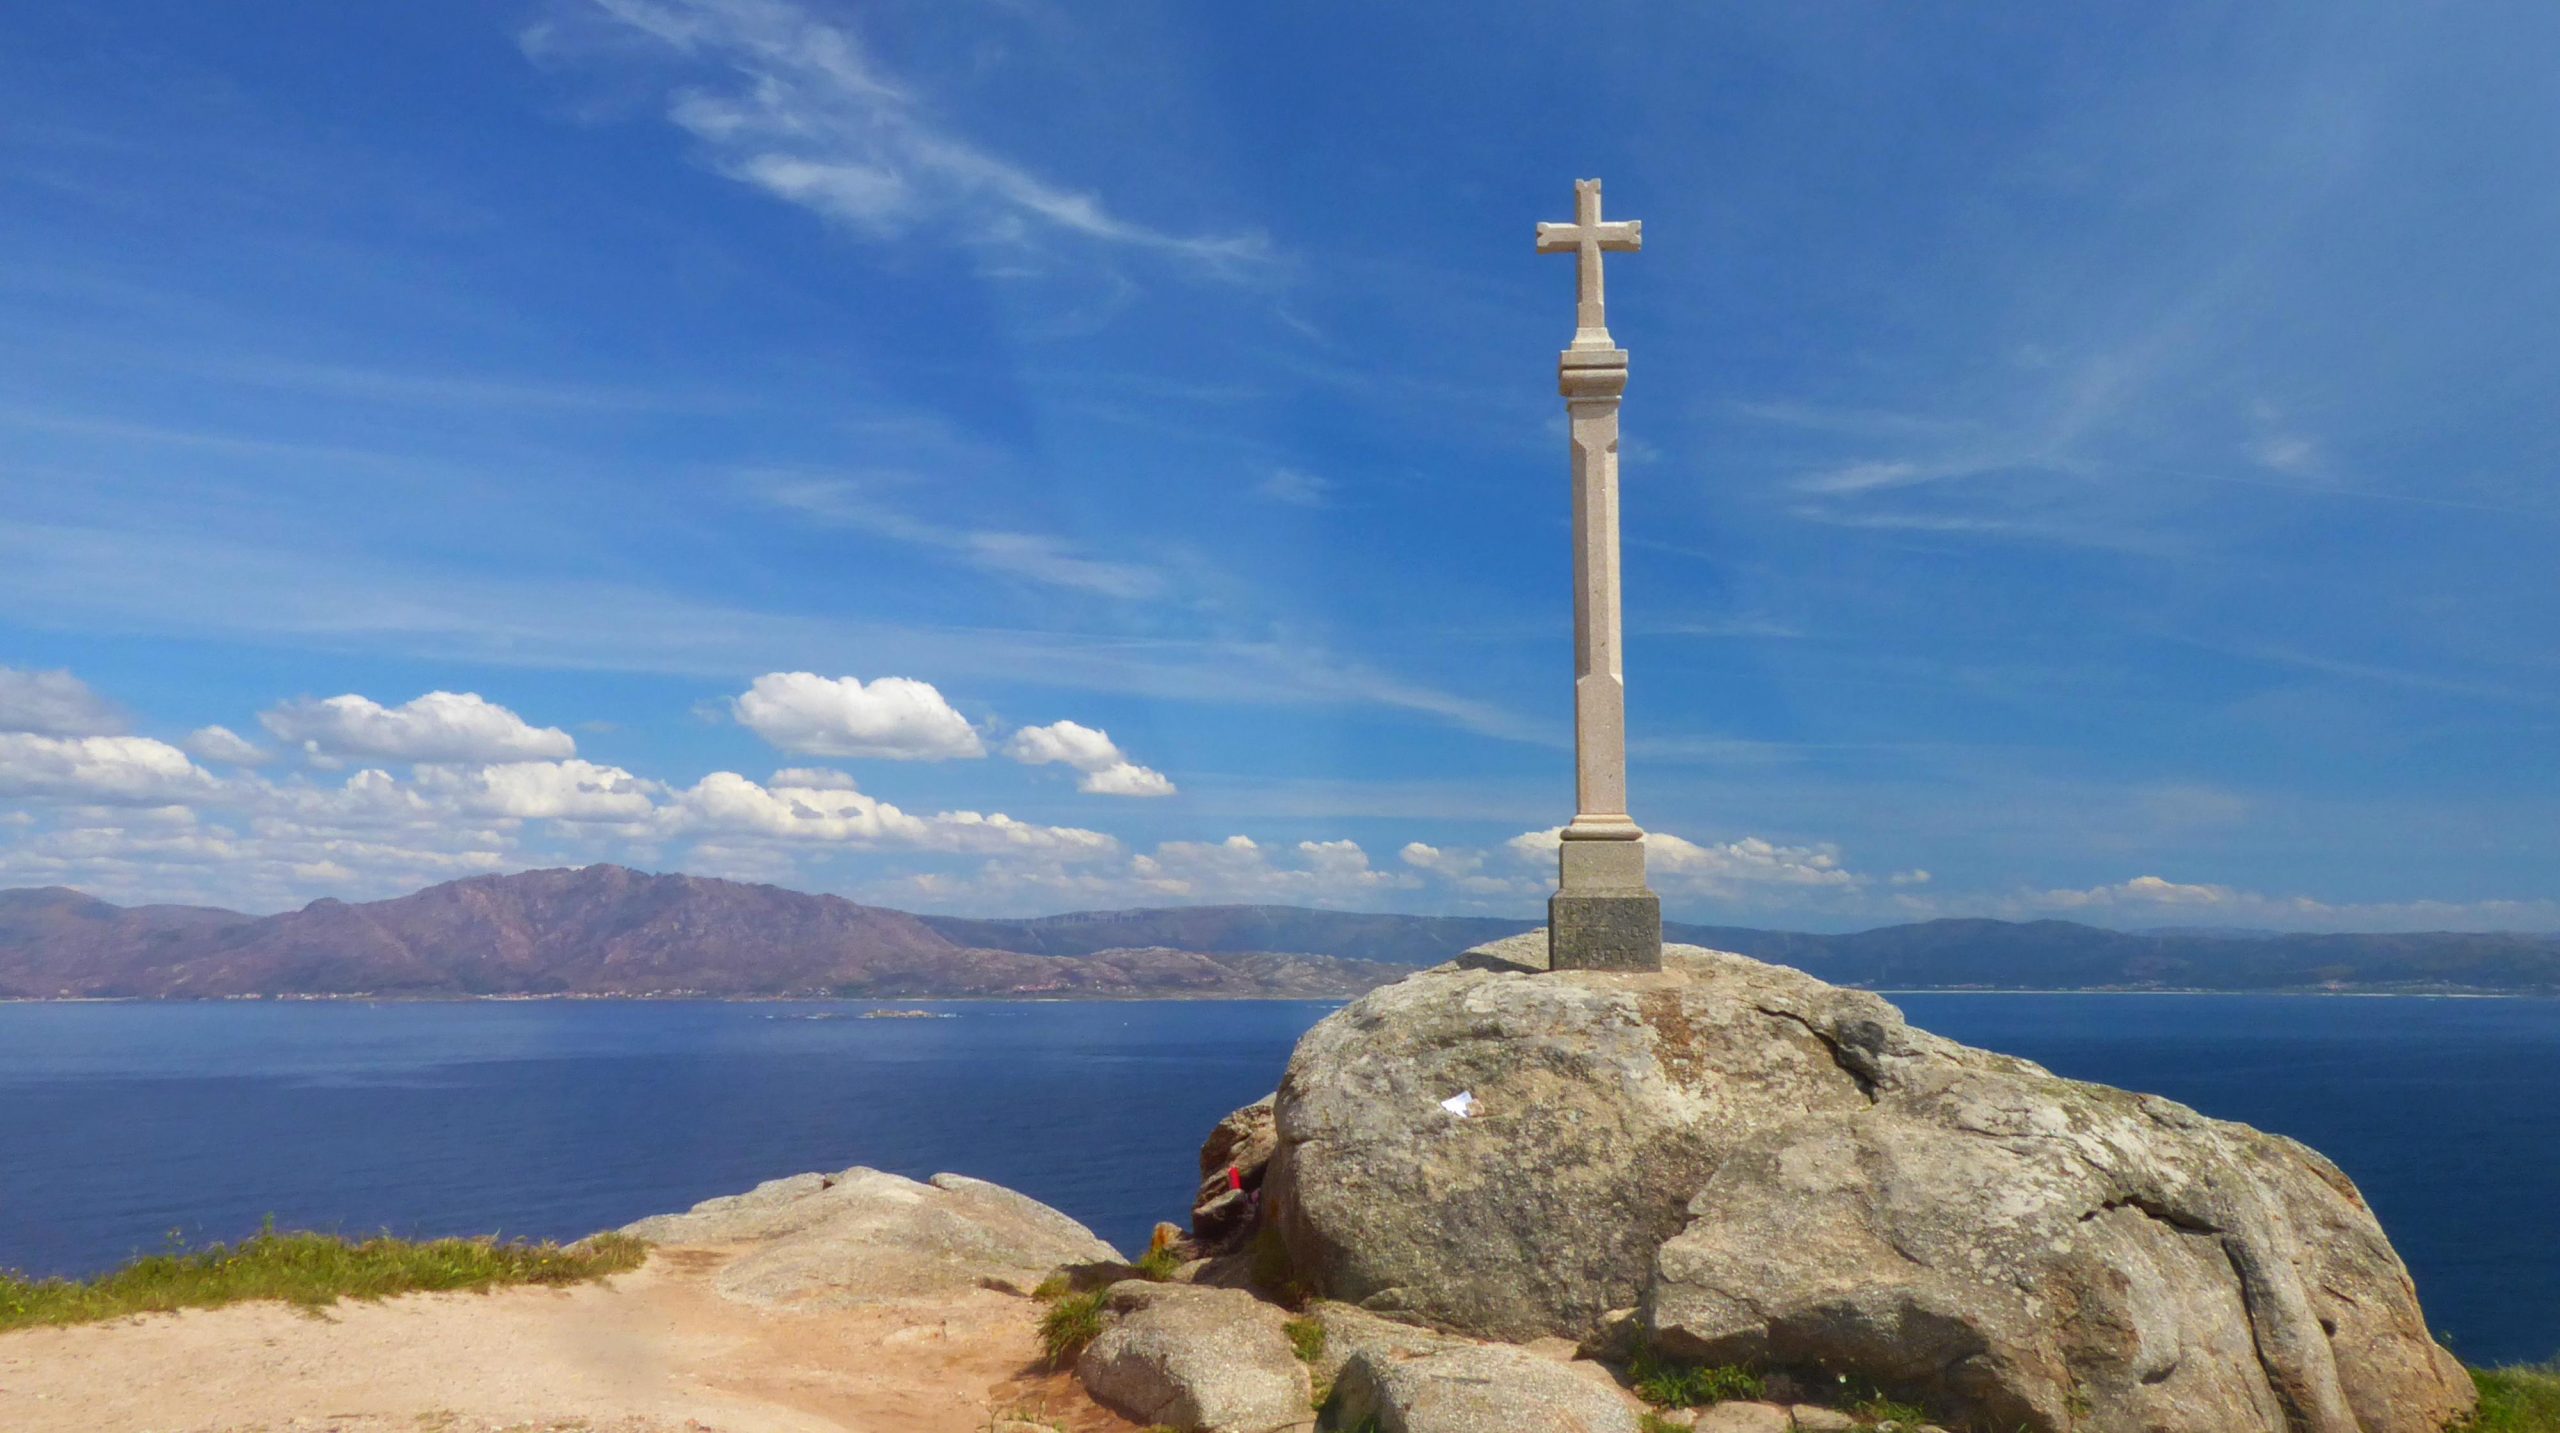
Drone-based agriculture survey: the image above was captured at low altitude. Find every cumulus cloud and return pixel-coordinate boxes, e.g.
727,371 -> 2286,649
670,769 -> 930,844
1651,833 -> 1859,889
0,667 -> 125,736
731,672 -> 985,761
1398,841 -> 1480,878
1002,719 -> 1175,797
0,733 -> 222,805
260,691 -> 577,763
1398,840 -> 1526,897
1503,827 -> 1862,894
2041,874 -> 2235,909
413,760 -> 662,822
665,769 -> 1114,858
183,725 -> 269,766
1127,835 -> 1414,902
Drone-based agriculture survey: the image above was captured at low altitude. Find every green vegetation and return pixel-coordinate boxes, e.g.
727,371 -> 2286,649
1285,1314 -> 1326,1364
2465,1360 -> 2560,1432
1638,1415 -> 1690,1433
1848,1391 -> 1931,1425
0,1225 -> 646,1332
1035,1289 -> 1106,1367
1627,1346 -> 1764,1407
1133,1244 -> 1186,1281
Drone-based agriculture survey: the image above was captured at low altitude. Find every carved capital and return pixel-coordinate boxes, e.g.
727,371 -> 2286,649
1557,347 -> 1629,400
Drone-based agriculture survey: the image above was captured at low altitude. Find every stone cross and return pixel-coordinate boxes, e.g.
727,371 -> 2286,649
1537,178 -> 1661,972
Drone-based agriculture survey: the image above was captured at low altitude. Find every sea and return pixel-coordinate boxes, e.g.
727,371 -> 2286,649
0,993 -> 2553,1365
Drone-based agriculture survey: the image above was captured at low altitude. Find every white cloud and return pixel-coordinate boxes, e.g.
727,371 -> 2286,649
665,769 -> 1114,859
1504,826 -> 1863,894
1651,833 -> 1860,889
1125,835 -> 1414,903
0,667 -> 124,736
668,770 -> 925,844
1002,719 -> 1175,797
414,760 -> 662,822
1258,469 -> 1333,508
260,691 -> 577,763
2042,874 -> 2234,909
1398,841 -> 1481,878
0,733 -> 222,805
533,0 -> 1269,273
768,766 -> 860,790
731,671 -> 985,761
183,725 -> 269,766
1942,876 -> 2560,933
1078,762 -> 1178,798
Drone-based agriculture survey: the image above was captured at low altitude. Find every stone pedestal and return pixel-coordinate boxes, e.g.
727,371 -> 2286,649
1551,824 -> 1660,971
1548,891 -> 1662,971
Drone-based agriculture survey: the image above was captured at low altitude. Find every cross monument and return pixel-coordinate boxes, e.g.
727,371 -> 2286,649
1536,178 -> 1662,972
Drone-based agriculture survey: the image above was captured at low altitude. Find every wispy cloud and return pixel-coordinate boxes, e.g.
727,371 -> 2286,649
527,0 -> 1272,275
757,475 -> 1165,599
1257,469 -> 1333,508
0,520 -> 1536,740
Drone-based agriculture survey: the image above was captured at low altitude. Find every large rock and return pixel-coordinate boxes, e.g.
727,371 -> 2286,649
1076,1281 -> 1314,1433
1264,938 -> 2473,1433
1325,1341 -> 1642,1433
622,1166 -> 1120,1305
1194,1093 -> 1278,1248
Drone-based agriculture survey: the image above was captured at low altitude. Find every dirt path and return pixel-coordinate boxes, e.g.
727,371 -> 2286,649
0,1244 -> 1140,1433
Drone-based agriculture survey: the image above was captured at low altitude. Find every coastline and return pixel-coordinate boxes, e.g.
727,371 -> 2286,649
3,986 -> 2552,1004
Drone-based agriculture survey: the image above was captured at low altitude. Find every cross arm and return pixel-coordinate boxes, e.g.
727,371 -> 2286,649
1535,220 -> 1643,253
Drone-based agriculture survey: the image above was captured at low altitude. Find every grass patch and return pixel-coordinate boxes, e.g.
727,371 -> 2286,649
0,1225 -> 645,1332
1638,1415 -> 1691,1433
1627,1346 -> 1764,1407
1036,1289 -> 1106,1367
1849,1392 -> 1931,1425
1133,1244 -> 1186,1282
2466,1361 -> 2560,1432
1285,1314 -> 1326,1364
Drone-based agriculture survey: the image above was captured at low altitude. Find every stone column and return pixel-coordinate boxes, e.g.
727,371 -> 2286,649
1549,345 -> 1662,972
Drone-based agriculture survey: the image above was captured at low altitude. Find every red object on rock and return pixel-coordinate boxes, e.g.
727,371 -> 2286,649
1227,1164 -> 1244,1192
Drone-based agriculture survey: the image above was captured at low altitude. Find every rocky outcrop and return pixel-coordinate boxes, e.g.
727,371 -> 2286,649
622,1166 -> 1120,1305
1075,1281 -> 1314,1433
1325,1341 -> 1642,1433
1263,937 -> 2474,1433
1194,1094 -> 1278,1249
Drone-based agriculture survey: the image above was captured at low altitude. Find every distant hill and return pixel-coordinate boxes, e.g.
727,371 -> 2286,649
0,867 -> 1409,1000
919,906 -> 1537,966
4,865 -> 2556,998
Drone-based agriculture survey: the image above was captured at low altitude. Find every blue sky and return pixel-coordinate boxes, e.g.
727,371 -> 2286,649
1,1 -> 2553,930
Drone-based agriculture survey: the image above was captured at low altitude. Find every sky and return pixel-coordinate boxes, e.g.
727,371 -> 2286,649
1,1 -> 2554,931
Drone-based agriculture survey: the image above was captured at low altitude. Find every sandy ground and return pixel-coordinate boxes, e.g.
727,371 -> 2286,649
0,1244 -> 1142,1433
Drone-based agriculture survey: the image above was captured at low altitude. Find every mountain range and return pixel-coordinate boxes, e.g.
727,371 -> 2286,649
3,864 -> 2556,999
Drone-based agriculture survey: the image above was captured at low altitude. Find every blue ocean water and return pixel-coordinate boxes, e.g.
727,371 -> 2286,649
0,994 -> 2551,1364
